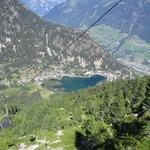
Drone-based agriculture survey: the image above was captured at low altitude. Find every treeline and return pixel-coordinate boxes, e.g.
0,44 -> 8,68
0,76 -> 150,149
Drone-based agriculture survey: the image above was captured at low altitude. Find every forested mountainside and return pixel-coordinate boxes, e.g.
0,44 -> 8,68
0,76 -> 149,149
0,0 -> 132,84
44,0 -> 150,42
21,0 -> 66,16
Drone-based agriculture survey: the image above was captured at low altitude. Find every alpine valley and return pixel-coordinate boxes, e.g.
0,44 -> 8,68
0,0 -> 150,150
44,0 -> 150,74
0,0 -> 132,87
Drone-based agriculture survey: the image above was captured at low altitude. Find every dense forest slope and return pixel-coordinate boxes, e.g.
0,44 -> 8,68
0,0 -> 131,82
0,76 -> 149,149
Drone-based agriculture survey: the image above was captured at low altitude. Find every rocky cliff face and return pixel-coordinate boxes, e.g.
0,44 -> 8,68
21,0 -> 66,16
0,0 -> 132,81
44,0 -> 150,42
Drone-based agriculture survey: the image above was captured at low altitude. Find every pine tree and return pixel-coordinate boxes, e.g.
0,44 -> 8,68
144,79 -> 150,108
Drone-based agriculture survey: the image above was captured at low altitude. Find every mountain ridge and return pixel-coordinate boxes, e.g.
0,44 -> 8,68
42,0 -> 150,74
21,0 -> 67,16
44,0 -> 150,42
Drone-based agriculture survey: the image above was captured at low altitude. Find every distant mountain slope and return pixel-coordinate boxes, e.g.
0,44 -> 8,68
44,0 -> 150,42
88,25 -> 150,75
43,0 -> 150,74
0,0 -> 132,82
21,0 -> 66,16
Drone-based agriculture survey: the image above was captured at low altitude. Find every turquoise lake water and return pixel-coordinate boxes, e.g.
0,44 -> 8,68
60,75 -> 106,92
43,75 -> 106,92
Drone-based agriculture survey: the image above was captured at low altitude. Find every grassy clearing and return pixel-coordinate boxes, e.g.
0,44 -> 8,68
4,126 -> 80,150
88,24 -> 128,49
120,35 -> 150,59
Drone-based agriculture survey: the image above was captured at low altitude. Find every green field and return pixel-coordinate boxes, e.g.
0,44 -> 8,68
88,24 -> 128,50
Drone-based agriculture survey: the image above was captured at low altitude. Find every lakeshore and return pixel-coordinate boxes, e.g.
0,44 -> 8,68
42,74 -> 107,92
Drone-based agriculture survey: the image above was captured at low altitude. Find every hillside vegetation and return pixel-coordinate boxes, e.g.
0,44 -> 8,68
0,76 -> 149,149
